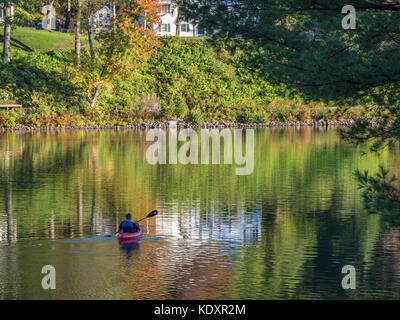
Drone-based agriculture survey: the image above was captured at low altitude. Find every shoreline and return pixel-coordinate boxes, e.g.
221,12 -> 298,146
0,119 -> 355,132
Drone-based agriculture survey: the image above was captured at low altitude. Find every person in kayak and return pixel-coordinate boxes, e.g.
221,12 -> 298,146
118,213 -> 140,234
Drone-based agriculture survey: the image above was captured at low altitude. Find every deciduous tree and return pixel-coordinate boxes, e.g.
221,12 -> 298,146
85,0 -> 109,61
88,0 -> 162,107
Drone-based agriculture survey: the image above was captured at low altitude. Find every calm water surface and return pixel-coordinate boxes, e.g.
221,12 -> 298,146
0,127 -> 400,299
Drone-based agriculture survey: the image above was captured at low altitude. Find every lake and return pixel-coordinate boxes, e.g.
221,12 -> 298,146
0,127 -> 399,299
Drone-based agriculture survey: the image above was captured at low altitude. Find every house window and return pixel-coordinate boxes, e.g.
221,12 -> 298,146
161,5 -> 171,14
181,24 -> 189,33
161,24 -> 170,33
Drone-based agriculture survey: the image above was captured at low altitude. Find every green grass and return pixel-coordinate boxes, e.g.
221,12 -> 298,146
0,27 -> 92,52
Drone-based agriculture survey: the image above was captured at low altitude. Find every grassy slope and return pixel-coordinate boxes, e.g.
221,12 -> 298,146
0,27 -> 91,52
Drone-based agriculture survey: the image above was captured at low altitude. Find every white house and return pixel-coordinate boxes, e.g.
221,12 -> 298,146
155,1 -> 207,37
90,5 -> 113,31
0,3 -> 14,24
91,1 -> 208,37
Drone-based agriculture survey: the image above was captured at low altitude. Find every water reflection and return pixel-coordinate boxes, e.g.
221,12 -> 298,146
156,202 -> 262,244
0,128 -> 399,299
119,241 -> 141,260
1,150 -> 17,244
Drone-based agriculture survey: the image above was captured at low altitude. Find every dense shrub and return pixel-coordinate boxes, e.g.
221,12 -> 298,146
0,37 -> 367,127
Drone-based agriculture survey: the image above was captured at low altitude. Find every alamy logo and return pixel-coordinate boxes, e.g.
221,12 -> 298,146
342,5 -> 356,30
41,265 -> 56,290
341,265 -> 356,289
146,128 -> 254,175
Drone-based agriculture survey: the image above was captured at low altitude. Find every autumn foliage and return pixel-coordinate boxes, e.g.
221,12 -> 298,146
89,0 -> 162,107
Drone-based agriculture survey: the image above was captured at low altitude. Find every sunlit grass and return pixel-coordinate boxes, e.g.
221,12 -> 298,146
0,26 -> 94,52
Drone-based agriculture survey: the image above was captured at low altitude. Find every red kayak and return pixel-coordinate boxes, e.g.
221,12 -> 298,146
118,230 -> 143,242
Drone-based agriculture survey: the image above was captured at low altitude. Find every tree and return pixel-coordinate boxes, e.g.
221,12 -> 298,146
84,0 -> 109,61
1,0 -> 13,64
75,0 -> 82,67
1,0 -> 44,63
88,0 -> 162,107
175,1 -> 400,148
111,0 -> 116,27
87,0 -> 94,60
66,0 -> 71,30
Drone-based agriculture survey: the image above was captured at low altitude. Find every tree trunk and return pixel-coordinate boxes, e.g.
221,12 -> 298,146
112,1 -> 116,29
75,0 -> 82,67
112,2 -> 116,17
65,0 -> 71,30
176,18 -> 180,36
88,30 -> 94,60
90,86 -> 101,107
2,4 -> 11,64
87,0 -> 94,61
89,36 -> 117,108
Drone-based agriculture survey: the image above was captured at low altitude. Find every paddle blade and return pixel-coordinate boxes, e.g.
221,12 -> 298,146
147,210 -> 158,218
135,210 -> 158,223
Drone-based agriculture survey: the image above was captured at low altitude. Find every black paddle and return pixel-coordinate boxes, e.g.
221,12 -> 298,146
135,210 -> 158,223
107,210 -> 158,237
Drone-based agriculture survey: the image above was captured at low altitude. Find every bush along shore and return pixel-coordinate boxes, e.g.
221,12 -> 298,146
0,119 -> 357,132
0,36 -> 374,129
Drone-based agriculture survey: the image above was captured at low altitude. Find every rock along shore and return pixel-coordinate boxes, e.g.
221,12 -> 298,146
0,119 -> 356,132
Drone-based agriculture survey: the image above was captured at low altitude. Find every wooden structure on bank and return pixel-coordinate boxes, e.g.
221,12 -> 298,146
0,104 -> 23,111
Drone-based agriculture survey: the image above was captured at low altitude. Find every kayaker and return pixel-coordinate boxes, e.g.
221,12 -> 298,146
118,213 -> 140,234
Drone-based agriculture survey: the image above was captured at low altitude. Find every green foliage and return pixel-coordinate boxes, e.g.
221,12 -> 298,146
14,0 -> 43,13
0,112 -> 16,127
238,107 -> 269,123
174,0 -> 400,209
13,6 -> 42,27
177,0 -> 400,141
356,166 -> 400,214
0,49 -> 88,126
0,33 -> 367,126
135,37 -> 331,123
